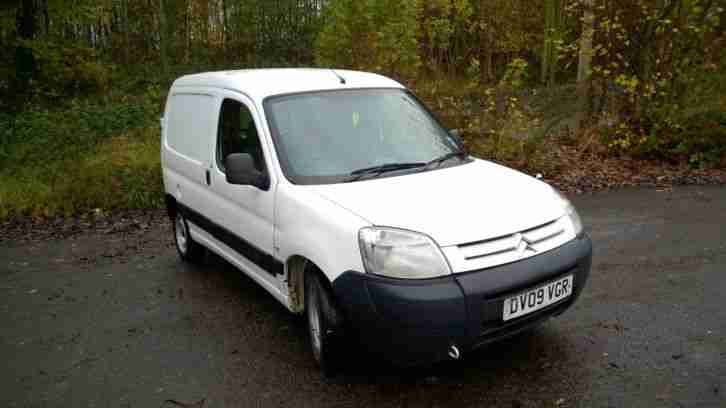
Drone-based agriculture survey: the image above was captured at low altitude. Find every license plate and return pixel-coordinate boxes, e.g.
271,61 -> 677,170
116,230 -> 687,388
502,275 -> 574,321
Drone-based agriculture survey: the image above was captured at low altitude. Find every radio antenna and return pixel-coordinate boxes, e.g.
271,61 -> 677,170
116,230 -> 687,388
330,69 -> 346,84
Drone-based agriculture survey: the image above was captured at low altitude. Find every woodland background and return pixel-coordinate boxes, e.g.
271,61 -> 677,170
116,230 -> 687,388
0,0 -> 724,219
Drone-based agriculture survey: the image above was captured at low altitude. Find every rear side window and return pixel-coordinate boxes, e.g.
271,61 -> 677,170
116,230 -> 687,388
216,99 -> 265,172
166,93 -> 216,162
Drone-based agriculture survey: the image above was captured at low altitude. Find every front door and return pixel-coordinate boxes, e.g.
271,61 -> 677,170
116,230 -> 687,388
200,92 -> 280,294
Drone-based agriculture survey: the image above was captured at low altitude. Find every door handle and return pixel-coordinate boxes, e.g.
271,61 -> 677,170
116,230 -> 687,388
205,169 -> 211,186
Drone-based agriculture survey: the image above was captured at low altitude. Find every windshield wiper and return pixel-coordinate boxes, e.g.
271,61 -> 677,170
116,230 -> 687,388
345,162 -> 426,182
425,150 -> 468,169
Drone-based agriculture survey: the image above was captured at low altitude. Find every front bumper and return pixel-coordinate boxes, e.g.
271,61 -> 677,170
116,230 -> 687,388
331,234 -> 592,366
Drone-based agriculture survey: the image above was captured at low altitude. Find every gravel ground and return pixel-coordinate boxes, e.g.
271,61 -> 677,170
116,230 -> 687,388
1,186 -> 725,407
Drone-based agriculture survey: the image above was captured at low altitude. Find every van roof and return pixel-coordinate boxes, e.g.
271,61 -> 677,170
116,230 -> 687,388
171,68 -> 405,100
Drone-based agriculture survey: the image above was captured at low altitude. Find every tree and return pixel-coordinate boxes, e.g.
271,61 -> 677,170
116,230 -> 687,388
474,0 -> 543,85
542,0 -> 563,85
577,0 -> 594,119
15,0 -> 40,93
159,0 -> 179,74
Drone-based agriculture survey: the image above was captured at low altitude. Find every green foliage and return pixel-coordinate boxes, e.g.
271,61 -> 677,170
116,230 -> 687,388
555,0 -> 726,165
0,97 -> 161,219
25,39 -> 111,100
414,60 -> 551,171
0,129 -> 163,219
419,0 -> 473,75
2,0 -> 725,220
500,58 -> 530,88
602,77 -> 726,167
542,0 -> 564,85
373,0 -> 422,77
0,127 -> 163,219
2,100 -> 152,164
315,0 -> 421,79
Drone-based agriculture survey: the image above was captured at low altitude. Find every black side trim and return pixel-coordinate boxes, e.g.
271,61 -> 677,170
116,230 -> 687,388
178,203 -> 283,276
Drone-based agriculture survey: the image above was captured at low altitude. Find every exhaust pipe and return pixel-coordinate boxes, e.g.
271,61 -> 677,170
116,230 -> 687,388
448,345 -> 460,360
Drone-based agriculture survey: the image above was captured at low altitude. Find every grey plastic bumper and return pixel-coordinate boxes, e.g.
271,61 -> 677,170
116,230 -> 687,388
331,234 -> 593,366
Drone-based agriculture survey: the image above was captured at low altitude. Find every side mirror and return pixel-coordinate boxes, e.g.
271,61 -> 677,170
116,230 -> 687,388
225,153 -> 269,190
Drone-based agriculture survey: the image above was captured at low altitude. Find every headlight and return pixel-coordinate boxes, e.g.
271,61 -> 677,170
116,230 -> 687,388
553,189 -> 583,236
358,227 -> 451,279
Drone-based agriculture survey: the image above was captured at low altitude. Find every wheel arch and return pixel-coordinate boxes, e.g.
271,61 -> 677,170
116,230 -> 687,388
286,254 -> 334,314
165,193 -> 177,220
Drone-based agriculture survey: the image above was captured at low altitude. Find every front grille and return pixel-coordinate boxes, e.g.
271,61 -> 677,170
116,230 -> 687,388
441,218 -> 574,273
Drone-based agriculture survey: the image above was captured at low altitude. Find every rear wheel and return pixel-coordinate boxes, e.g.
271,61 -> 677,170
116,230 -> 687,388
305,270 -> 345,376
173,209 -> 205,263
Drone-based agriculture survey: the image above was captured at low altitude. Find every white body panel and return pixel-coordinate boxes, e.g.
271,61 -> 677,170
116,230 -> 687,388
274,184 -> 369,283
309,159 -> 566,247
171,68 -> 404,102
162,85 -> 288,308
161,69 -> 576,314
162,89 -> 217,227
205,89 -> 279,291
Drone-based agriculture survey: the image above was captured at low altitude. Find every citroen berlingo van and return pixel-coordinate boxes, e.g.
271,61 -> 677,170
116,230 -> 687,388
160,69 -> 592,373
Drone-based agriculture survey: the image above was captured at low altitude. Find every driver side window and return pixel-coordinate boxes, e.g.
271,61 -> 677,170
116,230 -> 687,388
216,98 -> 265,173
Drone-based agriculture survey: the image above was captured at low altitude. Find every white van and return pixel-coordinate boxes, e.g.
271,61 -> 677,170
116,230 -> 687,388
160,69 -> 592,373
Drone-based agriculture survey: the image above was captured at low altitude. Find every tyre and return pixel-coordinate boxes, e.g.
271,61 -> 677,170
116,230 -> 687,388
173,209 -> 205,263
305,270 -> 345,376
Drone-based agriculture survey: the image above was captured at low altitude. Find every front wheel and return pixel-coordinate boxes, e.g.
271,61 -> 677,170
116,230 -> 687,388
305,271 -> 345,376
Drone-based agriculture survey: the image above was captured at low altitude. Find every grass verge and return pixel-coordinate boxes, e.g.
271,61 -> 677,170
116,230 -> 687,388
0,100 -> 163,220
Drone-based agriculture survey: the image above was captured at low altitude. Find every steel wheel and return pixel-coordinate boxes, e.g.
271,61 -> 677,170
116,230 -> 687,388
175,213 -> 188,255
307,281 -> 323,361
305,270 -> 345,376
172,208 -> 204,263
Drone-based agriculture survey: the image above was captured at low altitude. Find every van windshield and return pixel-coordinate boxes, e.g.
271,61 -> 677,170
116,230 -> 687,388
264,88 -> 467,185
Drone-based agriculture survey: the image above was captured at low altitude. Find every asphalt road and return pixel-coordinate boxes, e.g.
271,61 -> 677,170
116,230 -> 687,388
1,186 -> 725,408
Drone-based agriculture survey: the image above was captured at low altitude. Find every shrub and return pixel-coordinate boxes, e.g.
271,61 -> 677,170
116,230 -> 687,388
601,62 -> 726,167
